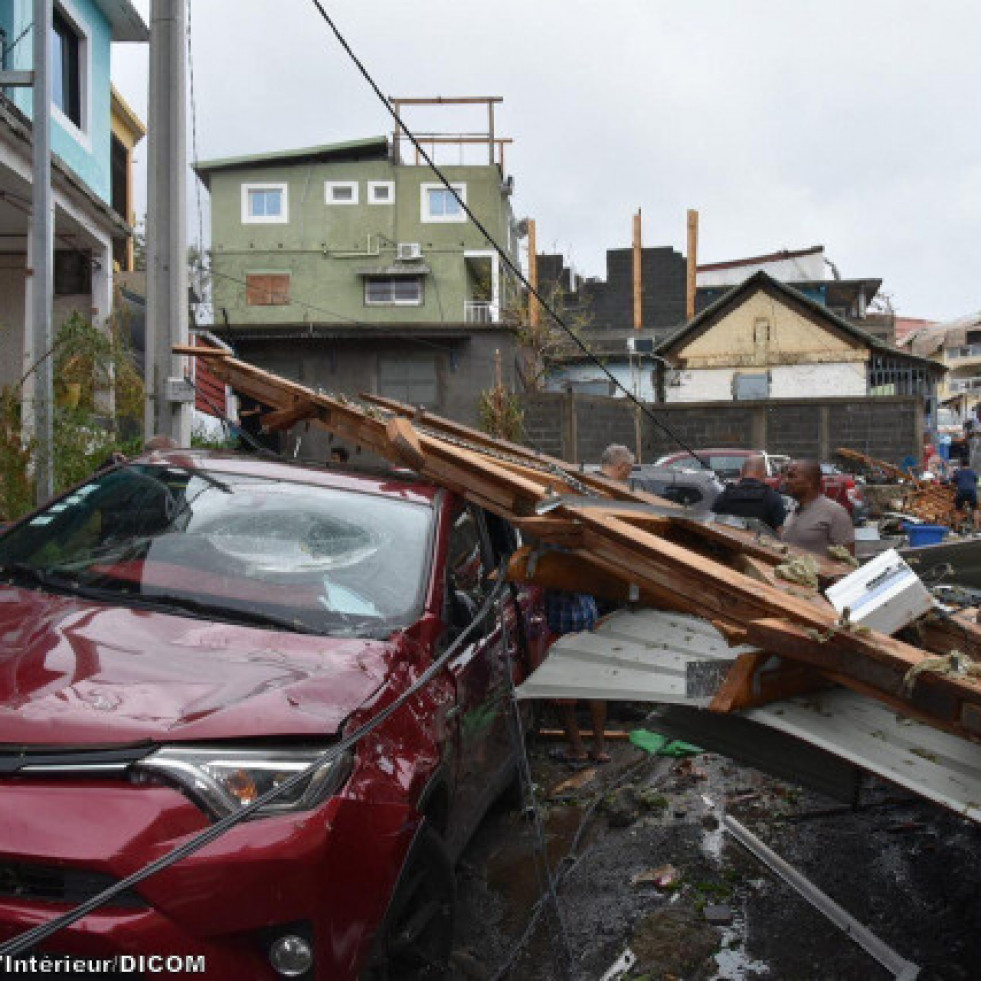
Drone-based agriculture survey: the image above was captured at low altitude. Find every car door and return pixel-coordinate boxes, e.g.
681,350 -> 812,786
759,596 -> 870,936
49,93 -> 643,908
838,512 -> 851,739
441,502 -> 514,851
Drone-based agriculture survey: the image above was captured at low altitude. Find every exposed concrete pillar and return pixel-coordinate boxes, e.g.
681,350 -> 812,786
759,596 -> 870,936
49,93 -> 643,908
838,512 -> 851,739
90,235 -> 113,326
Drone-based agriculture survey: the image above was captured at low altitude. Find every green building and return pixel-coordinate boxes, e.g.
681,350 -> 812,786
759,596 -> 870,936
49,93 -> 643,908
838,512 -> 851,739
195,136 -> 523,441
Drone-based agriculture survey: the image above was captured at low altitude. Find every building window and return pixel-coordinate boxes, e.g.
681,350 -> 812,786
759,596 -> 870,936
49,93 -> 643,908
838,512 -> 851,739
421,183 -> 466,223
364,276 -> 423,306
326,181 -> 358,205
379,357 -> 438,405
51,3 -> 89,135
246,273 -> 291,306
242,183 -> 288,224
368,181 -> 394,204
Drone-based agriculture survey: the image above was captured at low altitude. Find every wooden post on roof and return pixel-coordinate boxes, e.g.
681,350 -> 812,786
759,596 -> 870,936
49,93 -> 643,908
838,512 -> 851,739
488,100 -> 496,165
391,98 -> 401,164
633,209 -> 643,330
528,219 -> 540,330
686,208 -> 699,321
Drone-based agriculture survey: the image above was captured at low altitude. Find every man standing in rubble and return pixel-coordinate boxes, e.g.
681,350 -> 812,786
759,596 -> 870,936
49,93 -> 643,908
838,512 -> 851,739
782,459 -> 855,556
547,444 -> 635,767
710,454 -> 786,532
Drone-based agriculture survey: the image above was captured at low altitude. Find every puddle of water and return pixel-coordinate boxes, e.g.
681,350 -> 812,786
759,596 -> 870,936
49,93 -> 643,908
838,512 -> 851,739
484,805 -> 587,928
713,918 -> 770,980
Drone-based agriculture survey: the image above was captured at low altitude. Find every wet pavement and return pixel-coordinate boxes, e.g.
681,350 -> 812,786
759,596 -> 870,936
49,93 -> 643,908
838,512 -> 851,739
452,710 -> 981,980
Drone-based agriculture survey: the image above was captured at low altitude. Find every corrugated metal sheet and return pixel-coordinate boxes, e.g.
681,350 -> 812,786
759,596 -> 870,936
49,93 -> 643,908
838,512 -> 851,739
516,610 -> 751,705
521,609 -> 981,822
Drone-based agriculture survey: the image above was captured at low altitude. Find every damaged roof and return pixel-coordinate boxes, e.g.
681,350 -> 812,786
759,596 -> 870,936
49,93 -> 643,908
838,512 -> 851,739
658,270 -> 944,373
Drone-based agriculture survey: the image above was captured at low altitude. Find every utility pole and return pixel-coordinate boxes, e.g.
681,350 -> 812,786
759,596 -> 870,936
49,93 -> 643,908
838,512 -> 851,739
32,0 -> 54,503
146,0 -> 191,444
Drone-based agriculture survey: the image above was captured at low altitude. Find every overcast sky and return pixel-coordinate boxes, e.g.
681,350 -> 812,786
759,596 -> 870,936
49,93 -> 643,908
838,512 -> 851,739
112,0 -> 981,321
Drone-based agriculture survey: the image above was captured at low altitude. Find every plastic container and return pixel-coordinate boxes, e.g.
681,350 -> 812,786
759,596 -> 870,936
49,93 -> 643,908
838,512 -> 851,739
903,523 -> 949,547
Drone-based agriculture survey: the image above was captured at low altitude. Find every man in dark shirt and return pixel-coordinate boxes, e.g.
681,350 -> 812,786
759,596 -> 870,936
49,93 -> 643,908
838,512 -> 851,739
710,455 -> 786,532
951,464 -> 979,530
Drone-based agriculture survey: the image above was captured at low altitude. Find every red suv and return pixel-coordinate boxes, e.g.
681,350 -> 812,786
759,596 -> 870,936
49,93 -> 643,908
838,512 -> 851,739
0,452 -> 544,978
655,448 -> 865,517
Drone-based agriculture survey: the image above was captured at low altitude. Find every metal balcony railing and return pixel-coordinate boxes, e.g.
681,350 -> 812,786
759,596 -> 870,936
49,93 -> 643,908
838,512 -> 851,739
464,301 -> 497,324
948,345 -> 981,360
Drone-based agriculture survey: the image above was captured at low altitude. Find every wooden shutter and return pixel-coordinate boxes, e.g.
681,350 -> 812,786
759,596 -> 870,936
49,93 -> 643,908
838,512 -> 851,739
246,274 -> 290,306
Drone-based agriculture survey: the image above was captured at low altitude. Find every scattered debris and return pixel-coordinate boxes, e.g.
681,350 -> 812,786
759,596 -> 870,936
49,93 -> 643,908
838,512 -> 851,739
630,908 -> 721,979
548,767 -> 598,798
775,554 -> 820,588
603,785 -> 641,827
724,814 -> 921,980
629,728 -> 703,758
703,903 -> 734,926
598,947 -> 636,981
631,863 -> 680,889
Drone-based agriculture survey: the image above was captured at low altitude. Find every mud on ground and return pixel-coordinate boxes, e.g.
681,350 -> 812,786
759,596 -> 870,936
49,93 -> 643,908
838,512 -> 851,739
452,710 -> 981,980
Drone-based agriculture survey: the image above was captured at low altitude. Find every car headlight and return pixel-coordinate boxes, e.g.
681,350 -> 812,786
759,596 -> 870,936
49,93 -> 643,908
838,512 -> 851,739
131,745 -> 352,820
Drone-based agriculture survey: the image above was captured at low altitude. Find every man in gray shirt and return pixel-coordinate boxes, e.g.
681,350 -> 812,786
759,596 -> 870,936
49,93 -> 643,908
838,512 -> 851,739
782,459 -> 855,556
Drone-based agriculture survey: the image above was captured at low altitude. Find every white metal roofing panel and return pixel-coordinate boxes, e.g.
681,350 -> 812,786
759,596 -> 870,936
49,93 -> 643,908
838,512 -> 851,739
743,691 -> 981,823
515,610 -> 753,705
518,608 -> 981,821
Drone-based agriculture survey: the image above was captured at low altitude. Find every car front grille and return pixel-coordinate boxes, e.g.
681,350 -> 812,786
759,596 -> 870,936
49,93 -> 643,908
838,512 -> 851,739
0,861 -> 146,909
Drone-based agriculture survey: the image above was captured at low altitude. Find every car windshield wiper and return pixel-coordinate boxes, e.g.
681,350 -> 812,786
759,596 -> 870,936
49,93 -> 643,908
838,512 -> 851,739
132,592 -> 322,635
0,562 -> 77,593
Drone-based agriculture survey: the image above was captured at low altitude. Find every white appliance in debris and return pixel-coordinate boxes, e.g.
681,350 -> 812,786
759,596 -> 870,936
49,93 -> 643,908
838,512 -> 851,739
824,548 -> 933,636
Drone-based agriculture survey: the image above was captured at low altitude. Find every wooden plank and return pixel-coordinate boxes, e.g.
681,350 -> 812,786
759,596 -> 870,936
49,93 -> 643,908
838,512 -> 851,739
260,398 -> 321,432
511,517 -> 584,548
711,653 -> 830,713
746,618 -> 981,738
506,545 -> 661,607
385,417 -> 426,470
179,348 -> 981,737
710,653 -> 766,713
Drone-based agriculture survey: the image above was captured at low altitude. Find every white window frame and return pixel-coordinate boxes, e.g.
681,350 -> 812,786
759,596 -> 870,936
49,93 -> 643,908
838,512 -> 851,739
325,181 -> 359,205
364,276 -> 424,307
51,0 -> 92,149
421,183 -> 467,223
367,181 -> 395,205
241,182 -> 289,224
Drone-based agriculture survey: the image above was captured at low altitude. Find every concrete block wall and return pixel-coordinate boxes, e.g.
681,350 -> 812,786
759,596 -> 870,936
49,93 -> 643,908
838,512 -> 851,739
538,247 -> 687,333
520,392 -> 922,466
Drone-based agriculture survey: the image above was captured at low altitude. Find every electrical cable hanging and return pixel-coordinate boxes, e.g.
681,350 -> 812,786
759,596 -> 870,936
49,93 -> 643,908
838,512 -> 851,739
306,0 -> 710,471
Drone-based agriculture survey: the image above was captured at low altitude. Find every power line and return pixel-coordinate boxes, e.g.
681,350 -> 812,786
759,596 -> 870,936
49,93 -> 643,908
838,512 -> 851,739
186,1 -> 206,300
305,0 -> 709,469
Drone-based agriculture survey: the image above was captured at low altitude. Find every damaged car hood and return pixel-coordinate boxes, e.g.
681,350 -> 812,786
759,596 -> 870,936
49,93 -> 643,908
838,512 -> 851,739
0,586 -> 395,745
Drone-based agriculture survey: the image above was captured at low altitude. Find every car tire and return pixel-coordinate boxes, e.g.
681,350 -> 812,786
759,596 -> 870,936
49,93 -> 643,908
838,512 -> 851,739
364,824 -> 455,980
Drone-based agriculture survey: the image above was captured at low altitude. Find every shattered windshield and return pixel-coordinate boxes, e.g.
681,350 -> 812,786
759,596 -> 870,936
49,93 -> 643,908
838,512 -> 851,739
0,465 -> 433,637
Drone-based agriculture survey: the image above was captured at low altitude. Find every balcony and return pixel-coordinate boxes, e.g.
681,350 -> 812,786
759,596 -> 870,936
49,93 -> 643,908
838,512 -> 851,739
464,300 -> 498,324
947,345 -> 981,362
948,376 -> 981,393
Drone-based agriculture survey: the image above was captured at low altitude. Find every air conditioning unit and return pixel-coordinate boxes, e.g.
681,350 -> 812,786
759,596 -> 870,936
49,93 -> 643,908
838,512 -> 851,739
396,243 -> 422,261
627,337 -> 656,354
